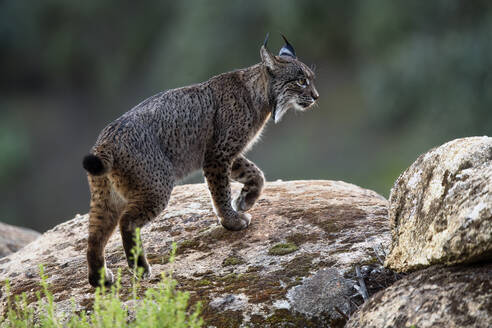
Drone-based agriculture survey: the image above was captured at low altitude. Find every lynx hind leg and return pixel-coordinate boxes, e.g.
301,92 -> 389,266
231,155 -> 265,212
203,160 -> 251,231
115,159 -> 174,278
87,175 -> 125,287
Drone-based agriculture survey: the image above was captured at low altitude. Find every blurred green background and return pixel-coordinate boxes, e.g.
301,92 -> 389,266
1,0 -> 491,232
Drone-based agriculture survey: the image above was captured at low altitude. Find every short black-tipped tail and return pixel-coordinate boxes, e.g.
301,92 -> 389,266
83,154 -> 107,176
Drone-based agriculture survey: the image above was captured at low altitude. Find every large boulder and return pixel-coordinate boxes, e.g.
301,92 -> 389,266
0,222 -> 40,258
345,263 -> 492,328
0,180 -> 392,327
385,136 -> 492,272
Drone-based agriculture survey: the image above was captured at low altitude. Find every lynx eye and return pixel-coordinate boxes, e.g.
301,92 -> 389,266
297,78 -> 308,87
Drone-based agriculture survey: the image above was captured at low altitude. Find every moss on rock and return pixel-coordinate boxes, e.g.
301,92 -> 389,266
203,309 -> 243,328
197,279 -> 212,287
176,239 -> 200,254
269,243 -> 299,256
222,255 -> 245,266
264,309 -> 324,327
286,232 -> 320,245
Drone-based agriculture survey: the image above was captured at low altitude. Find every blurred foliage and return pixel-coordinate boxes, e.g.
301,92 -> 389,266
0,112 -> 29,173
355,1 -> 492,137
0,0 -> 491,231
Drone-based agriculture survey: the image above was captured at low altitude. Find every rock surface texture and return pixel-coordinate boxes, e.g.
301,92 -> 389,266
0,222 -> 40,258
385,136 -> 492,272
345,263 -> 492,328
0,180 -> 392,327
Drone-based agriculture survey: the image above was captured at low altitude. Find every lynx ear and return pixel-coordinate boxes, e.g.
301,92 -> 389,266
279,34 -> 296,58
260,33 -> 276,70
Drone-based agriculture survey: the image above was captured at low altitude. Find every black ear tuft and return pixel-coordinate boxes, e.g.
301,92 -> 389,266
263,32 -> 270,48
279,34 -> 296,58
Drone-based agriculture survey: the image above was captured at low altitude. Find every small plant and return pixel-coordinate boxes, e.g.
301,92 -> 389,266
0,228 -> 203,328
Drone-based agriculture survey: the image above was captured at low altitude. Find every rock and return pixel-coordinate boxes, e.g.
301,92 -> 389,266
345,263 -> 492,328
385,136 -> 492,272
0,222 -> 40,258
286,268 -> 352,324
0,180 -> 393,327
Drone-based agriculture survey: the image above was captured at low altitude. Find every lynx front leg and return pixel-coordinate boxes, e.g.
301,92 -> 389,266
203,162 -> 251,231
230,155 -> 265,211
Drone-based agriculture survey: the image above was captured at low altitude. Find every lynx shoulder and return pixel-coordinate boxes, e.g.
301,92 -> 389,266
82,35 -> 319,287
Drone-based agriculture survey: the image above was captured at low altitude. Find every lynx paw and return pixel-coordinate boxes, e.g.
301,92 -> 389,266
232,190 -> 259,212
142,264 -> 152,279
220,212 -> 251,231
133,264 -> 152,279
88,267 -> 114,287
128,257 -> 152,279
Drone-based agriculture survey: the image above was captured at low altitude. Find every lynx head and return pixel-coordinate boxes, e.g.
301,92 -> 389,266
261,34 -> 319,123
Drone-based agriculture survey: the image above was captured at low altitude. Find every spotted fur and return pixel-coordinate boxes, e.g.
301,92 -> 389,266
83,41 -> 319,287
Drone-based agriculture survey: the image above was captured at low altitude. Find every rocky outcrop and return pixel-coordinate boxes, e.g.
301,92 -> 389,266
0,222 -> 40,258
345,263 -> 492,328
385,137 -> 492,272
0,180 -> 393,327
346,136 -> 492,327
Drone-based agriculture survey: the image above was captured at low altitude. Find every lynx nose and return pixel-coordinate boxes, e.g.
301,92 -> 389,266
311,88 -> 319,101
